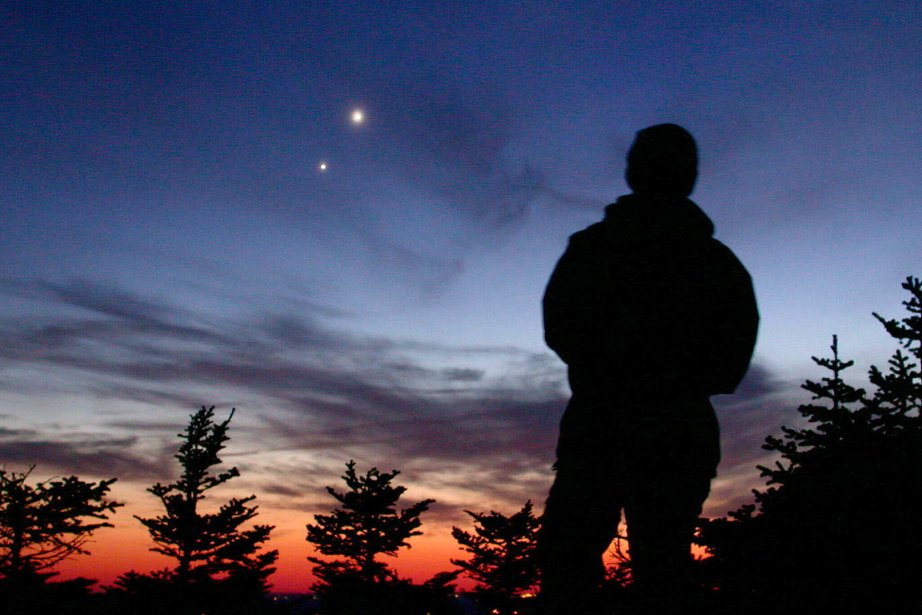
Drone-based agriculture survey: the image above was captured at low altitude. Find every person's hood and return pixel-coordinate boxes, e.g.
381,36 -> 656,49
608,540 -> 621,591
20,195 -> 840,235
602,193 -> 714,243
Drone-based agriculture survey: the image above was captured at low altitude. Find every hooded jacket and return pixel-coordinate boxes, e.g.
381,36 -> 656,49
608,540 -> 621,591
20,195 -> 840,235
543,194 -> 759,399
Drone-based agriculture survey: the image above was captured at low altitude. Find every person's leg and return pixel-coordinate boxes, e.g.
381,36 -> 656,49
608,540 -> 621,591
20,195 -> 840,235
622,399 -> 720,597
537,398 -> 625,613
624,486 -> 709,592
539,464 -> 623,611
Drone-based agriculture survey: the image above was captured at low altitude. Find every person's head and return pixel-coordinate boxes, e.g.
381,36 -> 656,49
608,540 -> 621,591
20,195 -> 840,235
625,123 -> 698,197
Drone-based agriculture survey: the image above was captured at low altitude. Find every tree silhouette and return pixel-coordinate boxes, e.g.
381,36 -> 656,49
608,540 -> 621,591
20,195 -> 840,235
306,460 -> 434,613
307,460 -> 433,585
0,467 -> 121,579
698,276 -> 922,614
451,500 -> 540,614
123,406 -> 277,613
0,467 -> 120,614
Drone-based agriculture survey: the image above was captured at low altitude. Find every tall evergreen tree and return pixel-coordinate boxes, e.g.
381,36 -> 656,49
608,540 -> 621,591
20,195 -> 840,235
698,276 -> 922,613
127,406 -> 277,612
451,500 -> 540,615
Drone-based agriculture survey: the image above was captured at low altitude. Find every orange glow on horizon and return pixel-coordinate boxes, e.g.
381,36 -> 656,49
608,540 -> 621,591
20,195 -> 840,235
53,515 -> 479,594
52,503 -> 707,594
51,526 -> 667,595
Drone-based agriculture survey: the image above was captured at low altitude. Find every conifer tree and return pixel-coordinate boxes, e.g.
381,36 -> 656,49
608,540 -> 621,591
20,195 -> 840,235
133,406 -> 277,599
451,500 -> 540,615
698,276 -> 922,613
306,461 -> 433,588
870,275 -> 922,423
0,468 -> 121,579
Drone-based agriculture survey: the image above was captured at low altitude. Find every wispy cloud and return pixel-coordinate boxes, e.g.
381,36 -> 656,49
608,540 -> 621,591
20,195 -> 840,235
0,279 -> 564,494
709,363 -> 801,514
0,278 -> 792,516
0,434 -> 166,480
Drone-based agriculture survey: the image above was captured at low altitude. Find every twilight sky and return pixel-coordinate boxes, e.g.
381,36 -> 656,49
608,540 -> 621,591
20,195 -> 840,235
1,1 -> 920,592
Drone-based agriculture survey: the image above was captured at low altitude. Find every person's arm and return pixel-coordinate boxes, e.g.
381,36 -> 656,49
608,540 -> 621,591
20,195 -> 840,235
707,247 -> 760,394
542,234 -> 601,367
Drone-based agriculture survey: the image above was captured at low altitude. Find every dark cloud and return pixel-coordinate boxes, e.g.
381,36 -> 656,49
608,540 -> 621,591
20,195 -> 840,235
708,363 -> 804,515
262,395 -> 564,468
86,384 -> 209,412
12,279 -> 169,322
0,279 -> 566,494
260,483 -> 304,498
0,280 -> 539,396
3,279 -> 211,340
355,73 -> 598,249
724,363 -> 779,402
0,427 -> 37,437
362,237 -> 468,298
441,368 -> 485,382
102,418 -> 202,433
256,313 -> 346,351
0,435 -> 164,480
371,81 -> 533,229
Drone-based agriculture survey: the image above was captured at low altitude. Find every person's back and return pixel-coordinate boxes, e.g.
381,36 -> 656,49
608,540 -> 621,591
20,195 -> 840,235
537,124 -> 758,614
544,191 -> 757,398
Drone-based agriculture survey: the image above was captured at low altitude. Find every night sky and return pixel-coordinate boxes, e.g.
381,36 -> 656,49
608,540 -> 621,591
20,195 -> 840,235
2,1 -> 920,591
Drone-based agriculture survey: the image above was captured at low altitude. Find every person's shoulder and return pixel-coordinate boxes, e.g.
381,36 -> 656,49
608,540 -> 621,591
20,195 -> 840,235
705,237 -> 753,281
567,220 -> 608,248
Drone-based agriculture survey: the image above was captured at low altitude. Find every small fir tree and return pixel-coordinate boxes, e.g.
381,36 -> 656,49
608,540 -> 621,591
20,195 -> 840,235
132,406 -> 277,605
870,275 -> 921,423
306,461 -> 433,589
451,500 -> 540,614
0,467 -> 121,579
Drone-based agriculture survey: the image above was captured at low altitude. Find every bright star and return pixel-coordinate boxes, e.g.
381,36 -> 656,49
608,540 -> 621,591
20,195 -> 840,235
351,109 -> 365,124
318,161 -> 328,172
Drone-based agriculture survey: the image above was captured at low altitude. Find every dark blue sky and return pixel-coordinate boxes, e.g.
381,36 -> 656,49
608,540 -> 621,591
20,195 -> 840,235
1,0 -> 920,584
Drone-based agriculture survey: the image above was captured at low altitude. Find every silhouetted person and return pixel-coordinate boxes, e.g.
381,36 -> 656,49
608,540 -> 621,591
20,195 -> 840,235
537,124 -> 758,613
